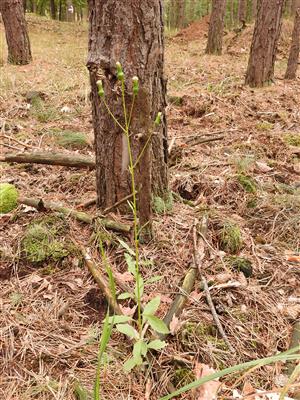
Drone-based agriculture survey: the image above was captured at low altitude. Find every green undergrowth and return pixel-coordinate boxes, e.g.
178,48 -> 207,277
22,216 -> 71,263
30,97 -> 59,123
53,130 -> 89,148
284,133 -> 300,147
226,256 -> 253,277
152,192 -> 174,214
0,183 -> 19,214
237,174 -> 257,193
220,221 -> 243,254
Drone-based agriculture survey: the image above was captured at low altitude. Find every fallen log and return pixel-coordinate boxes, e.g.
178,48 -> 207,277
18,197 -> 131,233
0,151 -> 95,168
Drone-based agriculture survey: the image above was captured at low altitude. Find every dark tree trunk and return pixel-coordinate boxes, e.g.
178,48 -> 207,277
87,0 -> 168,235
285,7 -> 300,79
0,0 -> 32,65
238,0 -> 247,24
50,0 -> 57,19
23,0 -> 27,13
245,0 -> 285,87
206,0 -> 227,55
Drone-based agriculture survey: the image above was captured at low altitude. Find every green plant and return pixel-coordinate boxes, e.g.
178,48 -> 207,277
159,346 -> 300,400
256,121 -> 273,131
237,174 -> 257,193
0,183 -> 19,214
284,133 -> 300,147
220,221 -> 243,253
93,62 -> 169,397
54,130 -> 89,148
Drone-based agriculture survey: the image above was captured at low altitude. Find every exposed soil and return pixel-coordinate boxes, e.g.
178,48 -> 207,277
1,14 -> 300,400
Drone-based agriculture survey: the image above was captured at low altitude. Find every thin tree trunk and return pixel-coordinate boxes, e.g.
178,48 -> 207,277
238,0 -> 247,24
87,0 -> 168,238
0,0 -> 32,65
206,0 -> 227,55
49,0 -> 57,19
245,0 -> 285,87
252,0 -> 258,19
285,7 -> 300,79
176,0 -> 186,28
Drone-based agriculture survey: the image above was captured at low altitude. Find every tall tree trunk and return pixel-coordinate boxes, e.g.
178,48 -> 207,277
238,0 -> 247,24
0,0 -> 32,65
87,0 -> 168,237
252,0 -> 258,19
23,0 -> 27,13
206,0 -> 227,55
285,6 -> 300,79
245,0 -> 285,87
176,0 -> 185,28
49,0 -> 57,19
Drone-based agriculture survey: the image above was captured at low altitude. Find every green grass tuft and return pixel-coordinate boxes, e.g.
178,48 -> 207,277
256,121 -> 274,131
152,192 -> 173,214
54,130 -> 89,149
284,133 -> 300,147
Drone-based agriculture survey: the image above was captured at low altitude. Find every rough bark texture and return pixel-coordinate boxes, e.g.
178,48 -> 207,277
205,0 -> 227,55
285,7 -> 300,79
0,0 -> 32,65
176,0 -> 185,28
87,1 -> 168,221
238,0 -> 247,24
245,0 -> 285,87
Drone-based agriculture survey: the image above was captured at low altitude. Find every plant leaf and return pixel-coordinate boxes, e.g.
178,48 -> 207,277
145,275 -> 163,284
146,315 -> 169,334
116,323 -> 138,339
118,292 -> 133,300
147,339 -> 167,350
133,340 -> 148,360
118,238 -> 135,256
107,315 -> 131,324
143,296 -> 161,316
124,356 -> 138,373
134,275 -> 144,299
125,253 -> 136,276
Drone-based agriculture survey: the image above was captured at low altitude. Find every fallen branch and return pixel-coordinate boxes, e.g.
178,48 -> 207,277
186,134 -> 224,147
18,197 -> 131,233
78,192 -> 136,213
1,151 -> 95,168
79,245 -> 123,316
193,217 -> 235,354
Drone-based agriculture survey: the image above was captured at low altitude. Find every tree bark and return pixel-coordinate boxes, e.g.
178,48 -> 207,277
176,0 -> 185,28
0,0 -> 32,65
252,0 -> 258,19
245,0 -> 285,87
285,7 -> 300,79
49,0 -> 57,19
87,0 -> 168,234
238,0 -> 247,24
205,0 -> 227,55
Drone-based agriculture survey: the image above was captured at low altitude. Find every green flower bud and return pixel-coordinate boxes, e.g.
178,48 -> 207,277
116,61 -> 124,81
154,112 -> 162,125
132,76 -> 139,95
96,80 -> 104,98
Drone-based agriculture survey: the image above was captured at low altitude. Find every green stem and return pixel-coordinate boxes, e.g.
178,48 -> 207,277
102,98 -> 127,134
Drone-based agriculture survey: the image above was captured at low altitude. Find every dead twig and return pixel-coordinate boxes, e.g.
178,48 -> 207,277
193,218 -> 235,354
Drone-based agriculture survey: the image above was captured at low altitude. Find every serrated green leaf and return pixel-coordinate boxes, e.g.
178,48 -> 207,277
118,238 -> 135,256
143,296 -> 160,316
107,315 -> 131,324
124,356 -> 137,373
125,253 -> 136,276
148,339 -> 167,350
140,259 -> 154,267
145,275 -> 163,284
117,292 -> 133,300
146,315 -> 169,334
116,323 -> 138,339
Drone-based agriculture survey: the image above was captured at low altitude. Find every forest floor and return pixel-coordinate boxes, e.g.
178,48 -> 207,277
1,14 -> 300,400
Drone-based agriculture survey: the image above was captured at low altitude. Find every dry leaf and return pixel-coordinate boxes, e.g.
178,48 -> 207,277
286,255 -> 300,263
242,381 -> 255,396
255,161 -> 273,173
114,271 -> 134,283
193,362 -> 221,400
169,314 -> 182,335
119,304 -> 136,317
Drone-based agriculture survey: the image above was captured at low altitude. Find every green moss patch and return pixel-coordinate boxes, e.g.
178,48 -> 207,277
284,133 -> 300,147
22,217 -> 70,263
152,192 -> 173,214
220,221 -> 243,254
227,256 -> 253,277
0,183 -> 19,214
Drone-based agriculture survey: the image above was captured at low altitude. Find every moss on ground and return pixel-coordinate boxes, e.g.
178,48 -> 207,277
237,174 -> 257,193
54,130 -> 89,149
284,133 -> 300,147
152,192 -> 173,214
0,183 -> 19,214
22,216 -> 70,263
220,221 -> 243,254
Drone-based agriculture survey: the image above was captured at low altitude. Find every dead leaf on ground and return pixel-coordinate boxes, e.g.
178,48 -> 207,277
193,362 -> 221,400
